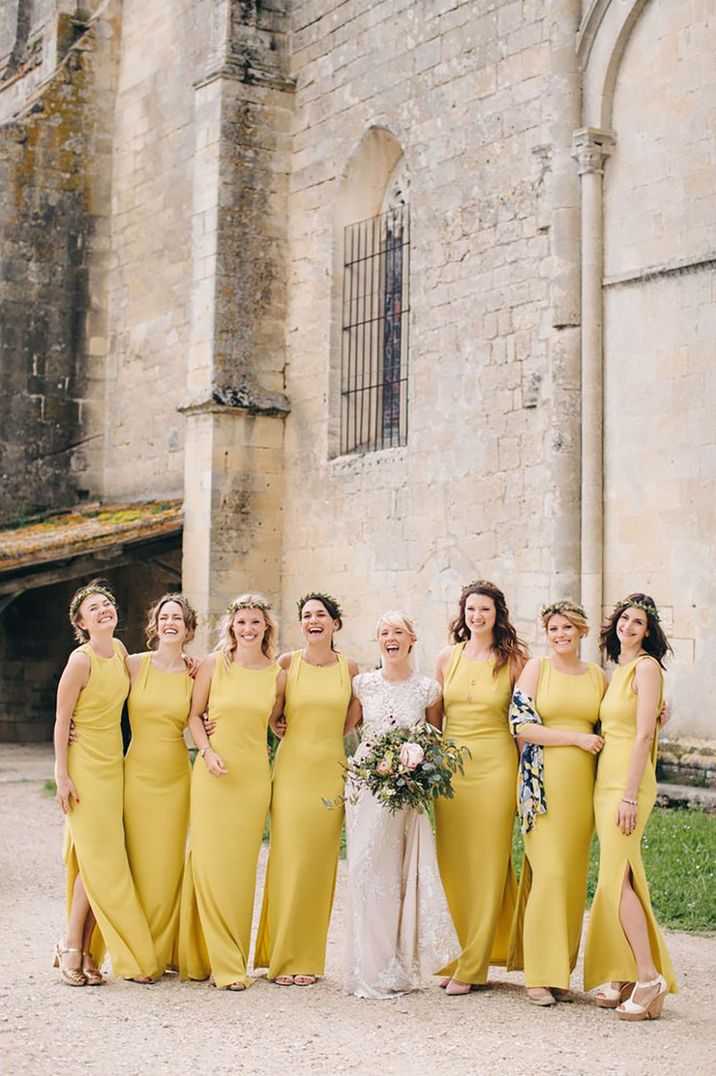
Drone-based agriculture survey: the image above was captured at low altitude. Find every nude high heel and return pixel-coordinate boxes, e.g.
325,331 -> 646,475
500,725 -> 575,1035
53,943 -> 87,987
595,981 -> 634,1009
616,975 -> 668,1021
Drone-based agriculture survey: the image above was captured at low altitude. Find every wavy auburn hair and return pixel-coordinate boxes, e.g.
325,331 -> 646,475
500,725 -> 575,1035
449,580 -> 528,676
599,593 -> 673,668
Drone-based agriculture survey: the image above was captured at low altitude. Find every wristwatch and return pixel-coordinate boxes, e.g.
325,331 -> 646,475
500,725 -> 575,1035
199,747 -> 208,757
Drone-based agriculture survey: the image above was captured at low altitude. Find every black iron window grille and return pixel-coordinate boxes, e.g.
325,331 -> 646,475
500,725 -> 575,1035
340,205 -> 410,455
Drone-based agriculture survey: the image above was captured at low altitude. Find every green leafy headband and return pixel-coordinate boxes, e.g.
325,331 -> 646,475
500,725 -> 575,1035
225,598 -> 272,616
297,592 -> 343,619
69,585 -> 117,620
541,600 -> 587,621
461,579 -> 497,593
614,598 -> 660,623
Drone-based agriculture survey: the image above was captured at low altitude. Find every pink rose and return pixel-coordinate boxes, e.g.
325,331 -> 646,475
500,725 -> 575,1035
376,758 -> 392,775
399,742 -> 424,770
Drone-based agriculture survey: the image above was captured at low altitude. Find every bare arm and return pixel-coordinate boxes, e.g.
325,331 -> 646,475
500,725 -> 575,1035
187,656 -> 227,776
617,660 -> 661,833
268,668 -> 287,736
426,698 -> 443,730
53,652 -> 89,813
125,652 -> 143,684
510,650 -> 529,689
434,646 -> 452,687
343,696 -> 362,735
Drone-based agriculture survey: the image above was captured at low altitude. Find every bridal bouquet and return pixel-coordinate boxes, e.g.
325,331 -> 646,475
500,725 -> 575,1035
328,721 -> 469,815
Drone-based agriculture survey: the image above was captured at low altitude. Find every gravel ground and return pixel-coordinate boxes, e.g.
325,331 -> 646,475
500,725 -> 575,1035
1,744 -> 714,1076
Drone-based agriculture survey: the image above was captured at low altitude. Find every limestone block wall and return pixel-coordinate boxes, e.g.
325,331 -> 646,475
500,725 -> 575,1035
280,0 -> 580,667
101,0 -> 209,502
0,9 -> 119,523
603,0 -> 716,737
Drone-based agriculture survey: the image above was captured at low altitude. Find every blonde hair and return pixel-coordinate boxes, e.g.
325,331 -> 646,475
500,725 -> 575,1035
145,593 -> 198,649
216,593 -> 277,660
68,578 -> 117,643
375,610 -> 417,640
541,602 -> 589,637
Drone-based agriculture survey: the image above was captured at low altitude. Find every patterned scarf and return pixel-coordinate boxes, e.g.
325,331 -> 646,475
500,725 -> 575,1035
509,687 -> 547,835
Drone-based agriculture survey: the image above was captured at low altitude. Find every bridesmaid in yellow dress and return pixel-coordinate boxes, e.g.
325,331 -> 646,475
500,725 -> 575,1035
585,594 -> 677,1021
53,579 -> 158,985
255,592 -> 358,986
434,580 -> 528,995
507,601 -> 606,1005
124,594 -> 196,975
179,594 -> 286,990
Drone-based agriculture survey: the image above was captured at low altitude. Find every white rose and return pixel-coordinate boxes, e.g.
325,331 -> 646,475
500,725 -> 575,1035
399,742 -> 424,771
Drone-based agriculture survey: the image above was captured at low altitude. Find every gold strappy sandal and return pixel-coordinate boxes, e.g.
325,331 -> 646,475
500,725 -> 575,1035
82,951 -> 105,986
53,943 -> 87,987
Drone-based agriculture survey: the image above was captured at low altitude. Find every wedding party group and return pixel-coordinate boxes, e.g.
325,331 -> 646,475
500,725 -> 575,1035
52,576 -> 677,1023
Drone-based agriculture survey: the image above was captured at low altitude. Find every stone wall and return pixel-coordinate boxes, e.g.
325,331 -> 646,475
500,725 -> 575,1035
602,0 -> 716,736
0,7 -> 119,523
101,0 -> 209,502
279,0 -> 581,667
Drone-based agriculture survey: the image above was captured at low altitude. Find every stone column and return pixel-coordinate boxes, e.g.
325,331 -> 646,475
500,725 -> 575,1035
180,1 -> 293,652
572,127 -> 613,658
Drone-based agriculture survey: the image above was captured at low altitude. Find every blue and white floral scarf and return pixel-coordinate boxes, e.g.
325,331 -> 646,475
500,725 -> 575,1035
509,687 -> 547,835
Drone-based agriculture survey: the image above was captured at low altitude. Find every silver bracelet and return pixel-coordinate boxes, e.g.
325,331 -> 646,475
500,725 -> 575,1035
621,796 -> 638,806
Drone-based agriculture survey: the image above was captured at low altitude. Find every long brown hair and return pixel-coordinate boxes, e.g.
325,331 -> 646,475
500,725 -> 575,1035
449,580 -> 528,676
600,593 -> 672,669
145,593 -> 198,650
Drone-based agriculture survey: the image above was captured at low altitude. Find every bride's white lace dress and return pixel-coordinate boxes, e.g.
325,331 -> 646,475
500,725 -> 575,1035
344,671 -> 460,998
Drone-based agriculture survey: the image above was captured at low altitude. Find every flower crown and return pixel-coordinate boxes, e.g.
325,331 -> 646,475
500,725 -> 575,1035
614,597 -> 660,623
462,579 -> 496,593
225,598 -> 272,616
540,600 -> 587,621
297,592 -> 343,619
69,585 -> 117,620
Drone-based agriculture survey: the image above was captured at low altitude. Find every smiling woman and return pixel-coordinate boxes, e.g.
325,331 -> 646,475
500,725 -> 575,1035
53,579 -> 158,987
123,594 -> 196,976
255,592 -> 358,987
343,610 -> 458,999
584,594 -> 677,1021
179,595 -> 286,991
434,581 -> 529,995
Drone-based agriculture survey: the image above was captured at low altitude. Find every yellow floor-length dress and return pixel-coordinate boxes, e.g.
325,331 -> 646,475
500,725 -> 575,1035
179,656 -> 279,988
508,660 -> 602,988
64,642 -> 158,979
435,644 -> 518,984
584,655 -> 677,992
255,651 -> 352,977
124,653 -> 193,974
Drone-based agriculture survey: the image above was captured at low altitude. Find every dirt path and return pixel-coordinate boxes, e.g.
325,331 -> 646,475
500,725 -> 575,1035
1,744 -> 713,1075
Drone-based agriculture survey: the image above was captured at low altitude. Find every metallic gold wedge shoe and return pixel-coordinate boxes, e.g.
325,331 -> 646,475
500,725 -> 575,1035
53,943 -> 87,987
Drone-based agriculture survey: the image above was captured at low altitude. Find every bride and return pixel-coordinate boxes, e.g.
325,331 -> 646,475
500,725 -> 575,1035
343,611 -> 459,998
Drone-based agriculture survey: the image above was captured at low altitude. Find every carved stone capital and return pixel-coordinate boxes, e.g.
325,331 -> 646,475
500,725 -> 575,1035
572,127 -> 614,176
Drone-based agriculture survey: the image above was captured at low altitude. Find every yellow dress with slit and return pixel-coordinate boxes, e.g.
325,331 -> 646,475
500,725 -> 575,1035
179,656 -> 278,988
124,653 -> 192,974
508,659 -> 602,988
583,655 -> 677,992
255,651 -> 351,977
434,644 -> 518,984
64,641 -> 158,979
